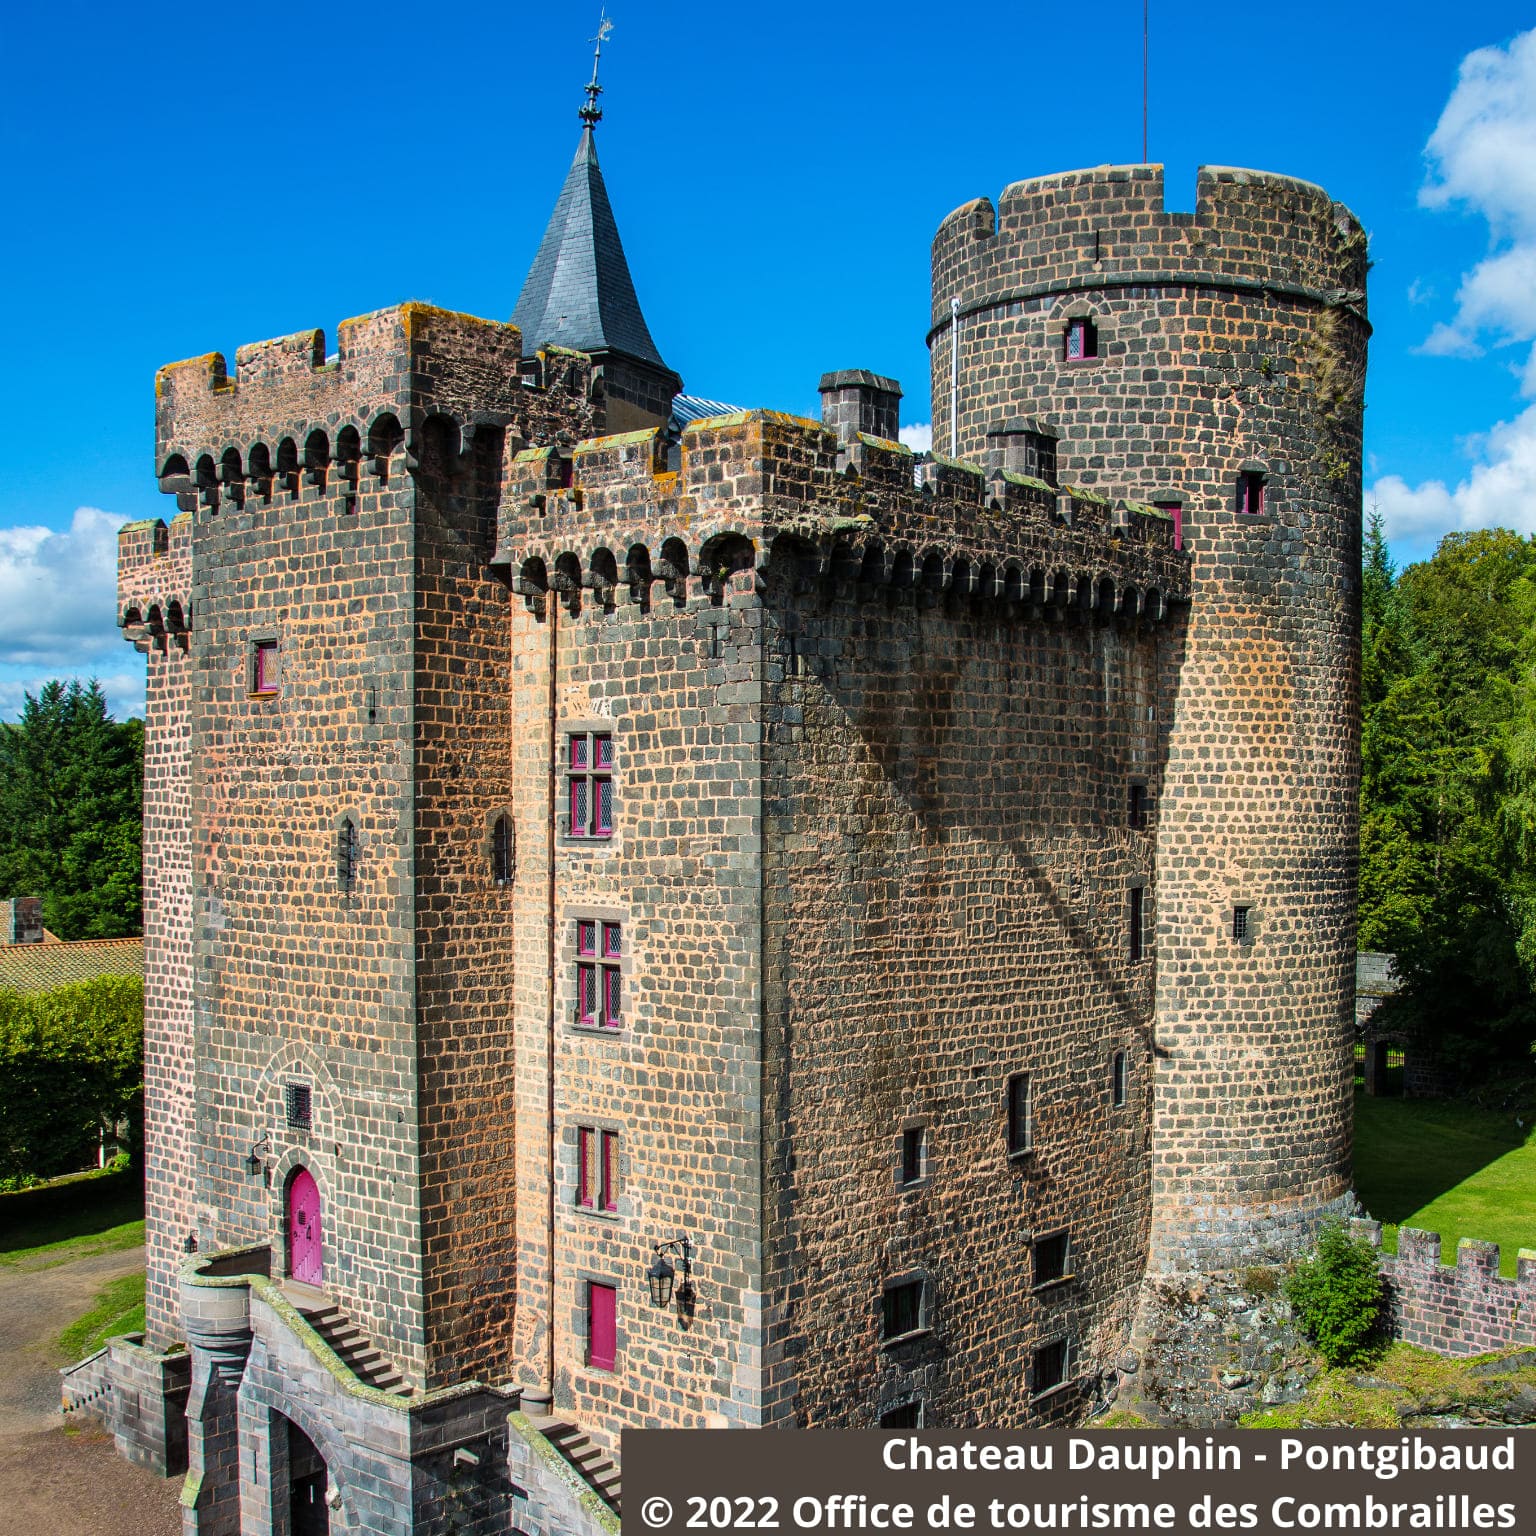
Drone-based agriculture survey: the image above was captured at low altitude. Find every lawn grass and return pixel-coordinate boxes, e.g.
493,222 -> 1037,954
0,1168 -> 146,1268
1353,1087 -> 1536,1275
54,1270 -> 146,1360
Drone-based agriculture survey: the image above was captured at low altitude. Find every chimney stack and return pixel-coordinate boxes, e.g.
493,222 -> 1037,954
3,898 -> 43,945
818,370 -> 902,448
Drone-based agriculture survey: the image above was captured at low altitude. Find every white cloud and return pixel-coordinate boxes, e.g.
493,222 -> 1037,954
1369,28 -> 1536,548
1372,402 -> 1536,545
0,507 -> 125,668
899,422 -> 932,453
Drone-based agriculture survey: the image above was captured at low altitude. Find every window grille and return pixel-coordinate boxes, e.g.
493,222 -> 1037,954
1064,318 -> 1098,362
577,1126 -> 620,1212
285,1083 -> 312,1130
1233,906 -> 1251,943
338,818 -> 358,893
567,732 -> 615,839
576,920 -> 623,1029
252,639 -> 278,695
491,814 -> 513,886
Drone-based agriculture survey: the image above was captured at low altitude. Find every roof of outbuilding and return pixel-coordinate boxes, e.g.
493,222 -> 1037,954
511,127 -> 670,371
0,937 -> 144,994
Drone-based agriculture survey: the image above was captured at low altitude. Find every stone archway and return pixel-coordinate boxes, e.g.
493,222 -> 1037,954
285,1414 -> 330,1536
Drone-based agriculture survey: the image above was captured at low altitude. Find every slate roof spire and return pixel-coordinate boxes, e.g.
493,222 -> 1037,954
511,15 -> 673,375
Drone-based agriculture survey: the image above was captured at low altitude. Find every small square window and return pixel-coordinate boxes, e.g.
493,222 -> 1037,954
1129,886 -> 1146,963
284,1082 -> 312,1130
1112,1050 -> 1128,1109
567,731 -> 614,839
879,1400 -> 924,1428
1033,1230 -> 1072,1288
252,639 -> 278,696
577,1126 -> 620,1213
1128,782 -> 1148,830
1006,1073 -> 1032,1157
1064,318 -> 1098,362
1238,471 -> 1265,516
881,1278 -> 927,1342
1031,1337 -> 1071,1397
900,1127 -> 927,1186
1233,905 -> 1251,943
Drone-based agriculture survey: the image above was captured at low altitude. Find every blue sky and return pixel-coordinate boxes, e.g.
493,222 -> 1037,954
3,1 -> 1535,720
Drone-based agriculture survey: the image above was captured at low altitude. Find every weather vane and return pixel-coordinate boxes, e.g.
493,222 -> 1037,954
580,10 -> 613,129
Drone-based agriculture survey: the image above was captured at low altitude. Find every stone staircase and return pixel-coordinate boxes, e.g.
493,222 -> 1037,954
525,1412 -> 622,1513
291,1295 -> 414,1398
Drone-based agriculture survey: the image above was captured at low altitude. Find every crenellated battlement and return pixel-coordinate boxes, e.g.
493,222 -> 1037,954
496,409 -> 1188,622
154,302 -> 594,516
931,163 -> 1368,338
118,512 -> 192,649
1352,1220 -> 1536,1357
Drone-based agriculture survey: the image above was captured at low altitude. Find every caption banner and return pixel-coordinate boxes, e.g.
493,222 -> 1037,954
621,1431 -> 1521,1536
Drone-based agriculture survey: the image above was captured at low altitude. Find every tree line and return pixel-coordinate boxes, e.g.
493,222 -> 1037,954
1360,513 -> 1536,1078
0,679 -> 142,939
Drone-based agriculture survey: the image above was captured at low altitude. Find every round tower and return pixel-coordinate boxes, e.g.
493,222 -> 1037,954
929,164 -> 1368,1271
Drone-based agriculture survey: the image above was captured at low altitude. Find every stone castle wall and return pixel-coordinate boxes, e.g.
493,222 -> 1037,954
1353,1221 -> 1536,1357
147,304 -> 593,1383
496,409 -> 1189,1428
930,165 -> 1368,1271
119,513 -> 195,1345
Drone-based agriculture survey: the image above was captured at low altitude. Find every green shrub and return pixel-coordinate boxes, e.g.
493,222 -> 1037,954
1284,1223 -> 1387,1367
0,978 -> 143,1181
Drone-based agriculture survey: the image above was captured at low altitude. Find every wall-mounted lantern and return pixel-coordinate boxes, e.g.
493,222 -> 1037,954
646,1235 -> 697,1323
246,1133 -> 272,1183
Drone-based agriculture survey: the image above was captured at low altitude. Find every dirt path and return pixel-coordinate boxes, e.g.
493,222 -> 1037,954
0,1247 -> 182,1534
0,1244 -> 143,1436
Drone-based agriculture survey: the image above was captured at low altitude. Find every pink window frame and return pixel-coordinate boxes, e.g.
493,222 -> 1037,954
1064,318 -> 1097,363
1153,500 -> 1183,550
1238,472 -> 1265,516
576,1126 -> 620,1212
566,731 -> 615,839
574,919 -> 622,1029
252,639 -> 278,696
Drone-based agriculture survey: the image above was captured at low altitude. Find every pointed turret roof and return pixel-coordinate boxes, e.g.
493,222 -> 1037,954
510,126 -> 671,371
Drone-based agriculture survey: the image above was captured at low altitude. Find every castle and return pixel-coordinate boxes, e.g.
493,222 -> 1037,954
95,67 -> 1368,1536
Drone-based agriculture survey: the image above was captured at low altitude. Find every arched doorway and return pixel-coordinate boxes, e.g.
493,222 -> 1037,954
286,1166 -> 323,1285
287,1416 -> 330,1535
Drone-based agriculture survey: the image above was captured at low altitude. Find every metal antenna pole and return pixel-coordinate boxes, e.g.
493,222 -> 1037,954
1142,0 -> 1148,163
580,10 -> 614,128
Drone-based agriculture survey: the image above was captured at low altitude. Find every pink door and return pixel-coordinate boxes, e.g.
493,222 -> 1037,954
587,1283 -> 616,1371
287,1167 -> 323,1285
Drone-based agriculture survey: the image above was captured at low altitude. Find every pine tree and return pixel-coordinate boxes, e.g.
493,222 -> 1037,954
0,680 -> 142,939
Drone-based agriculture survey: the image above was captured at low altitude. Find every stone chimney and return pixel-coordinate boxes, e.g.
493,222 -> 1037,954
818,370 -> 902,448
3,897 -> 43,944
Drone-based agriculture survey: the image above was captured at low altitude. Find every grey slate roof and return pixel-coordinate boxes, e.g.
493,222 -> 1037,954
511,127 -> 670,370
